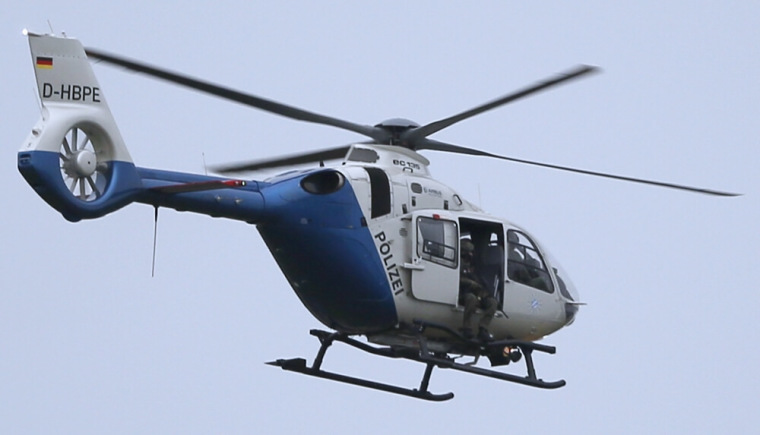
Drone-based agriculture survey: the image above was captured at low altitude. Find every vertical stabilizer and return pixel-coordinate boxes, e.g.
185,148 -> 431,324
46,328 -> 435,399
18,32 -> 140,221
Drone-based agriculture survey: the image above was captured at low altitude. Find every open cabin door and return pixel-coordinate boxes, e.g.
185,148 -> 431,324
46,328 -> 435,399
409,212 -> 460,305
459,218 -> 506,309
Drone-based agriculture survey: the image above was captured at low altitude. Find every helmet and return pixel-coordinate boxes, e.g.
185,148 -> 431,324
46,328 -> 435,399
461,238 -> 475,253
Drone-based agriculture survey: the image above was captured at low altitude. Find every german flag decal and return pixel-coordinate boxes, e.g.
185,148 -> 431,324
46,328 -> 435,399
36,56 -> 53,69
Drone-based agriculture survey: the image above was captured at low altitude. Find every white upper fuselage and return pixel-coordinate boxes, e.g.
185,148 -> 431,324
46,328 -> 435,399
332,144 -> 579,344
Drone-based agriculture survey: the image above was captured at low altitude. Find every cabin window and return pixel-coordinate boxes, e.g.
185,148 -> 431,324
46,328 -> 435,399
507,230 -> 554,293
417,217 -> 458,268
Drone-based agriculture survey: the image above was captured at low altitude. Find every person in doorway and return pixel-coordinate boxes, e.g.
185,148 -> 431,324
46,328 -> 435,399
459,238 -> 497,341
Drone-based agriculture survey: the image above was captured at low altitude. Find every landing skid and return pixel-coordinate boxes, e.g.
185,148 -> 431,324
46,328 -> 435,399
267,327 -> 565,401
268,356 -> 453,402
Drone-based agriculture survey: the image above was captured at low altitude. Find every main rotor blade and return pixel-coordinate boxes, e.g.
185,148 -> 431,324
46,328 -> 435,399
211,145 -> 351,174
420,139 -> 740,197
84,48 -> 386,141
403,65 -> 599,145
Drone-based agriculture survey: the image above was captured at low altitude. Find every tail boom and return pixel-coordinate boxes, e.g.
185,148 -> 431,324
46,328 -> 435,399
135,168 -> 266,223
18,32 -> 267,224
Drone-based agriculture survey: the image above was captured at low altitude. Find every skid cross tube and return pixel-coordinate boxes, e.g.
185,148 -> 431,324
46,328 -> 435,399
412,319 -> 566,389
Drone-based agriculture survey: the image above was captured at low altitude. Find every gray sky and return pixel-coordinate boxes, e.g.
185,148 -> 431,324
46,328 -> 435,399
2,2 -> 758,433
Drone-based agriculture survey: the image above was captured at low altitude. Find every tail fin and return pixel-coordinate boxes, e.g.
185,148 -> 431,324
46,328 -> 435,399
18,32 -> 141,222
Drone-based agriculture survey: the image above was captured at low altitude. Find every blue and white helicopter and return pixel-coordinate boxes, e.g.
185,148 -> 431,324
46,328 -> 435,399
17,32 -> 738,401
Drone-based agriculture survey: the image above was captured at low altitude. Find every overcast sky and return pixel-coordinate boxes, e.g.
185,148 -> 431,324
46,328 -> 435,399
2,2 -> 758,433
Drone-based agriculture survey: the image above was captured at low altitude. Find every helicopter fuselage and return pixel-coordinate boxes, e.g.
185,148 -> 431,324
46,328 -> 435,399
134,144 -> 581,342
18,33 -> 580,355
250,144 -> 580,342
20,141 -> 579,344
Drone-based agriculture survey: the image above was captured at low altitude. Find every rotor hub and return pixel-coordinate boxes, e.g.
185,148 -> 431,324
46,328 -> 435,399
374,118 -> 420,130
374,118 -> 420,146
72,149 -> 98,177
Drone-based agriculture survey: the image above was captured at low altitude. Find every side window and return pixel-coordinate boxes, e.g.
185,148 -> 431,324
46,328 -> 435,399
365,167 -> 391,218
507,230 -> 555,293
417,217 -> 458,268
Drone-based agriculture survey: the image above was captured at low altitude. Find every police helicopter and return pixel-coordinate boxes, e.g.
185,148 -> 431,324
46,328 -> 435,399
17,32 -> 739,401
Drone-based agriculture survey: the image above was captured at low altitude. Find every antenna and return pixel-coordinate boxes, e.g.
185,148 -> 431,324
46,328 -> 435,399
46,20 -> 55,35
151,206 -> 159,277
202,152 -> 208,176
32,87 -> 42,114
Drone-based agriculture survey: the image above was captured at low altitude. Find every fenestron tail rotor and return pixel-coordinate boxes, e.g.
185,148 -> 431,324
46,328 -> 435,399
84,47 -> 739,196
59,126 -> 106,201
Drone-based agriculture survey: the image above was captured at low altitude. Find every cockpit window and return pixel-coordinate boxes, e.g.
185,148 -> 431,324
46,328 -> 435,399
507,230 -> 554,293
542,248 -> 579,302
417,217 -> 458,268
346,147 -> 379,163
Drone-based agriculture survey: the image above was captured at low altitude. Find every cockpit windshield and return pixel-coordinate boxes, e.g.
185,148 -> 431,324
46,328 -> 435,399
506,230 -> 554,293
541,247 -> 579,302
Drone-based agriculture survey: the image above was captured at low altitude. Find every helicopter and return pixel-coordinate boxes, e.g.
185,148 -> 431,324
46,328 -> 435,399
17,32 -> 739,402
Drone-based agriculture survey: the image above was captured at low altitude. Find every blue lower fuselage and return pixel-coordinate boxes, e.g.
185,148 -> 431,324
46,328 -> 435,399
255,171 -> 398,333
18,150 -> 398,334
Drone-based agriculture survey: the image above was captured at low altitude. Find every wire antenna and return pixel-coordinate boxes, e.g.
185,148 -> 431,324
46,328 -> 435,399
151,206 -> 159,277
32,87 -> 42,114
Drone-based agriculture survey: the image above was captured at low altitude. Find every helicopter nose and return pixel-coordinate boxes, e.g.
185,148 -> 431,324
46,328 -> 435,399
564,302 -> 582,326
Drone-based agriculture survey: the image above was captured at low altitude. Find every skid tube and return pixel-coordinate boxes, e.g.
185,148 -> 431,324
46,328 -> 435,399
267,327 -> 565,401
267,329 -> 454,401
